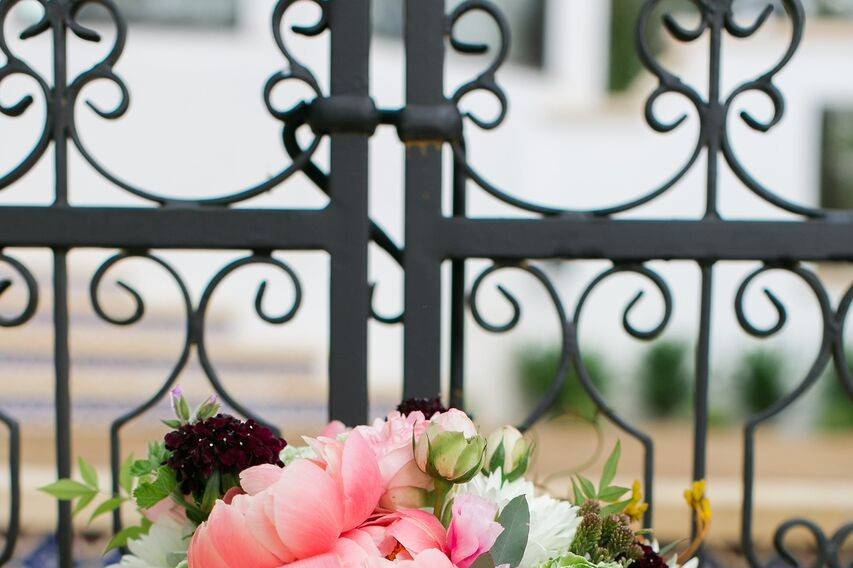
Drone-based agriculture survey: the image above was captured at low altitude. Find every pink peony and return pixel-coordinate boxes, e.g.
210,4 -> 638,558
350,412 -> 434,510
446,495 -> 504,568
188,431 -> 384,568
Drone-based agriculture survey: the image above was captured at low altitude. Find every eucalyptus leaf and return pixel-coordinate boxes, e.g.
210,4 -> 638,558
490,495 -> 530,568
470,553 -> 496,568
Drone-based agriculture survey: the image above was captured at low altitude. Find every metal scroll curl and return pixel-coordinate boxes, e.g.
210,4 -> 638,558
90,251 -> 193,534
195,253 -> 302,432
446,0 -> 703,217
0,0 -> 52,190
719,0 -> 827,219
0,252 -> 36,564
66,0 -> 326,206
734,263 -> 848,568
467,262 -> 571,432
467,261 -> 671,525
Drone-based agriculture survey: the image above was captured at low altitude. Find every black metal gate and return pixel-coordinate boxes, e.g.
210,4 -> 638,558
0,0 -> 850,566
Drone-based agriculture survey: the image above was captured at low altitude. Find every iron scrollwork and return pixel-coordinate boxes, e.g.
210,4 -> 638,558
0,252 -> 37,564
735,264 -> 853,567
90,249 -> 303,533
468,261 -> 672,527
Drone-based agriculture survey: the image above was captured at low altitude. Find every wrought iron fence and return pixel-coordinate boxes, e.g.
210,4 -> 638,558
0,0 -> 850,566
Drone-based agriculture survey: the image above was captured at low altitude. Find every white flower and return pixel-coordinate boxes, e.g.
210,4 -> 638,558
106,515 -> 195,568
454,470 -> 580,568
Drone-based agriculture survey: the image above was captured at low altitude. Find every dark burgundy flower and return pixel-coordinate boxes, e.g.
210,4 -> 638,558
630,544 -> 668,568
396,397 -> 448,418
164,414 -> 286,496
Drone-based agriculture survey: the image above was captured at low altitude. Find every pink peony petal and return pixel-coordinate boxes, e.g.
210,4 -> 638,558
339,432 -> 384,531
240,464 -> 285,496
321,420 -> 350,438
188,523 -> 230,568
270,460 -> 344,559
386,509 -> 447,555
206,501 -> 282,568
231,492 -> 293,563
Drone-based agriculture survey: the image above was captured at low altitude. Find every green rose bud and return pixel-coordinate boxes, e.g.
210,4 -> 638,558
415,423 -> 486,484
484,425 -> 534,482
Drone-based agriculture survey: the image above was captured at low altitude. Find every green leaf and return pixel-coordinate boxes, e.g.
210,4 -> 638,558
571,477 -> 586,505
490,495 -> 530,568
598,485 -> 630,502
577,475 -> 597,501
600,499 -> 631,516
178,397 -> 191,422
201,470 -> 221,514
105,524 -> 147,552
39,479 -> 97,500
470,553 -> 496,568
78,458 -> 99,490
489,440 -> 505,473
72,491 -> 98,517
119,454 -> 135,495
129,459 -> 154,477
162,419 -> 183,429
89,496 -> 125,524
133,466 -> 178,509
598,441 -> 621,493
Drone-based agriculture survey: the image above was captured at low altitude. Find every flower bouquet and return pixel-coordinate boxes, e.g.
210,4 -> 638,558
42,390 -> 707,568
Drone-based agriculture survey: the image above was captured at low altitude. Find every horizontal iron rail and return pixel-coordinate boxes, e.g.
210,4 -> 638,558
1,207 -> 853,262
437,217 -> 853,262
0,206 -> 332,250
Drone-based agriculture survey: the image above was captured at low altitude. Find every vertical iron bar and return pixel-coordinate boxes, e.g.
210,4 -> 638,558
327,0 -> 370,425
402,0 -> 445,399
705,11 -> 722,219
51,1 -> 73,564
449,142 -> 467,410
692,262 -> 713,554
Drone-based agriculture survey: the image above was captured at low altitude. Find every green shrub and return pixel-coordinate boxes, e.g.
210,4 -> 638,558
821,355 -> 853,430
736,349 -> 785,415
516,345 -> 609,422
638,341 -> 690,419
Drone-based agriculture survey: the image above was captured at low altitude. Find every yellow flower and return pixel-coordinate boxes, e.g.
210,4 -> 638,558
624,479 -> 648,523
684,479 -> 712,524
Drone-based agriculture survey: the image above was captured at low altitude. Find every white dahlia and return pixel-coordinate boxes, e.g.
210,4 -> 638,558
106,515 -> 195,568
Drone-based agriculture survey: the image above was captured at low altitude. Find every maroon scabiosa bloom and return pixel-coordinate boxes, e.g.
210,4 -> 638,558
396,396 -> 448,418
164,414 -> 286,496
631,544 -> 668,568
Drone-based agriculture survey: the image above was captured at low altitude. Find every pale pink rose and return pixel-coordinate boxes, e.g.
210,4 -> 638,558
428,409 -> 478,439
349,412 -> 433,510
446,495 -> 503,568
188,431 -> 384,568
142,496 -> 188,525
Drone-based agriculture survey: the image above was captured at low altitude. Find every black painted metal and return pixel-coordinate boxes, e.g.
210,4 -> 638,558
0,0 -> 849,566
